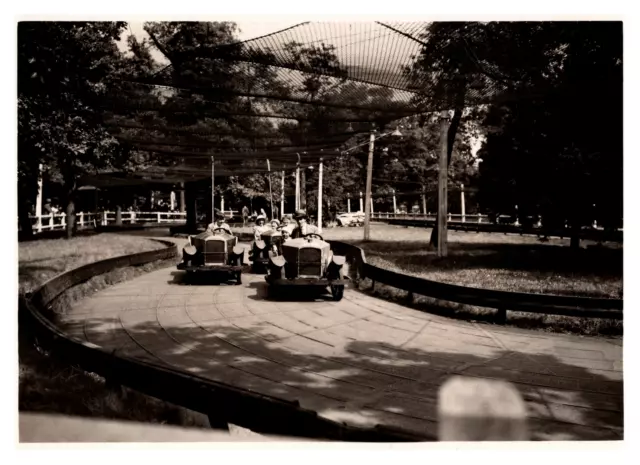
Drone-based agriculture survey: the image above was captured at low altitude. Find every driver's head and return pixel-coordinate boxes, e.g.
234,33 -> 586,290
214,211 -> 225,225
294,209 -> 308,226
282,216 -> 290,225
282,229 -> 290,241
256,215 -> 266,226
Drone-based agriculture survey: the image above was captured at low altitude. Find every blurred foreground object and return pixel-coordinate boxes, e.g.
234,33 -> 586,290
19,413 -> 300,443
438,376 -> 528,441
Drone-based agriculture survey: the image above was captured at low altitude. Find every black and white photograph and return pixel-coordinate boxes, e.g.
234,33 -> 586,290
13,10 -> 626,447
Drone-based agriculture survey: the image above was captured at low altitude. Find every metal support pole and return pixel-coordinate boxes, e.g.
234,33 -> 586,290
36,163 -> 43,232
221,195 -> 225,215
295,166 -> 300,211
281,171 -> 285,216
392,189 -> 397,214
267,159 -> 274,220
347,196 -> 351,213
170,191 -> 176,211
460,183 -> 466,222
359,191 -> 363,212
211,156 -> 215,222
179,182 -> 185,213
422,188 -> 427,216
318,158 -> 323,233
364,130 -> 375,241
437,110 -> 449,257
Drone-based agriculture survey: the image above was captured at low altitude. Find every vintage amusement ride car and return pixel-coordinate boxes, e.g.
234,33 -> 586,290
251,227 -> 288,273
177,228 -> 245,284
264,233 -> 347,301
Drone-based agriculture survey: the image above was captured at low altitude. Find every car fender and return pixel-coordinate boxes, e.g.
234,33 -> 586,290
269,255 -> 286,268
232,245 -> 244,256
254,240 -> 266,250
183,245 -> 197,256
331,255 -> 346,266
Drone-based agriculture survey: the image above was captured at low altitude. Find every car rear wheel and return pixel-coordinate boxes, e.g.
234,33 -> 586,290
330,284 -> 344,301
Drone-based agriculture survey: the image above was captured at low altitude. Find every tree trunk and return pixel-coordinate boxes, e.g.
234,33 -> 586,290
570,216 -> 581,249
185,182 -> 197,233
18,195 -> 33,239
65,198 -> 76,239
430,107 -> 463,248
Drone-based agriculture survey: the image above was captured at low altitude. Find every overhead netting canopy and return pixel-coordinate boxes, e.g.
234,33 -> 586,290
93,21 -> 517,186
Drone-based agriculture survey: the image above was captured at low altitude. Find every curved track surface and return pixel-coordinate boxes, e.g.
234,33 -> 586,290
58,261 -> 623,440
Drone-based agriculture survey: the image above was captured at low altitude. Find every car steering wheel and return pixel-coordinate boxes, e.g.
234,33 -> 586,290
302,233 -> 324,241
212,227 -> 230,234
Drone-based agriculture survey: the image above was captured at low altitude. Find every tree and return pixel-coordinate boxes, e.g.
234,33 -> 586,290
475,22 -> 622,247
18,21 -> 147,238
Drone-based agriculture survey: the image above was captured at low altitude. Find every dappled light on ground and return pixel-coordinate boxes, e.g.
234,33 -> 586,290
56,266 -> 623,440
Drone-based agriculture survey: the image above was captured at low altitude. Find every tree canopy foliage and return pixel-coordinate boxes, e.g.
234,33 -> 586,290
18,21 -> 622,247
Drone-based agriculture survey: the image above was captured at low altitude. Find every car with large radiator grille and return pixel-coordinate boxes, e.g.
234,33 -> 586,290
177,228 -> 244,284
264,233 -> 347,301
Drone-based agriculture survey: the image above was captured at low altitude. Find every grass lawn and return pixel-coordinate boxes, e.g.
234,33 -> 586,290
18,233 -> 164,295
232,222 -> 622,335
19,233 -> 211,429
232,223 -> 621,299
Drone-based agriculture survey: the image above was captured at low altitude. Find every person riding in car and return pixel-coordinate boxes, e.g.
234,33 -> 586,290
280,215 -> 294,234
270,219 -> 280,230
291,209 -> 319,239
253,215 -> 269,241
207,211 -> 232,235
281,228 -> 291,242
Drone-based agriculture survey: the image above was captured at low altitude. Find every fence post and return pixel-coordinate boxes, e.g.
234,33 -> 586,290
497,308 -> 507,324
36,214 -> 42,233
79,212 -> 84,227
102,211 -> 107,226
49,213 -> 54,230
460,183 -> 466,222
61,213 -> 66,228
438,376 -> 528,441
157,212 -> 161,223
448,213 -> 452,222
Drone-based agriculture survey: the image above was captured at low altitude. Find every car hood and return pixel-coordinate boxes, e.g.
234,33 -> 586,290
282,237 -> 330,250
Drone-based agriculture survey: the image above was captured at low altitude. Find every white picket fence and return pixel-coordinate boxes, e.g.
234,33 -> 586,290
26,211 -> 188,233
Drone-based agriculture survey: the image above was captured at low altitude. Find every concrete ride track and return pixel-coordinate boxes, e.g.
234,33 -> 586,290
56,251 -> 623,441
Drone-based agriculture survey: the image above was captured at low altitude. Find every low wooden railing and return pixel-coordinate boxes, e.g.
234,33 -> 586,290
20,237 -> 539,441
19,240 -> 422,441
328,240 -> 623,322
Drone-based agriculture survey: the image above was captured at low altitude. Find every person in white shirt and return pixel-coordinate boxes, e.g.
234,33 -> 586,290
253,215 -> 269,241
